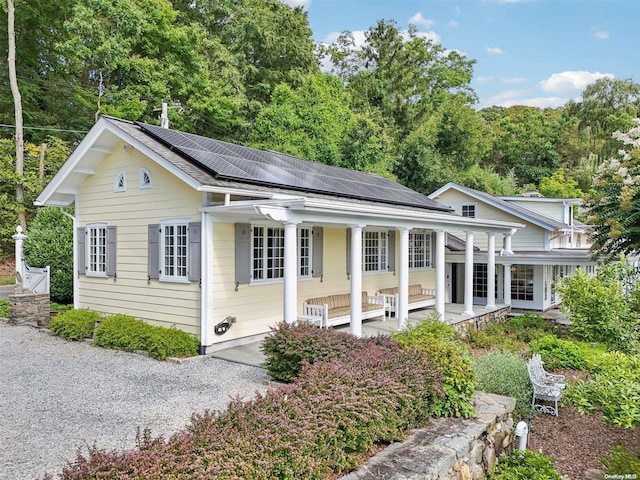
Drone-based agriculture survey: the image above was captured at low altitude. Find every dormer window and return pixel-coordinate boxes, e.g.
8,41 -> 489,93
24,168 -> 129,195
139,168 -> 153,189
114,171 -> 126,192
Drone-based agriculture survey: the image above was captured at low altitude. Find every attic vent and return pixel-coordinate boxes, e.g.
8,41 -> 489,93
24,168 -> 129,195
139,168 -> 153,189
114,171 -> 126,192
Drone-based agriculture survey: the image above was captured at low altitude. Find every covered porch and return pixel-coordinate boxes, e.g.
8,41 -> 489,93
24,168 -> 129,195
212,302 -> 510,367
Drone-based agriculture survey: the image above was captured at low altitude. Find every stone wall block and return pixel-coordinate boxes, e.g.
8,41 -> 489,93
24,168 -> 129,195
8,292 -> 50,327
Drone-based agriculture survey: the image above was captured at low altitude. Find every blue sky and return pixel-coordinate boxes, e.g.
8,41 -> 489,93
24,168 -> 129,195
283,0 -> 639,109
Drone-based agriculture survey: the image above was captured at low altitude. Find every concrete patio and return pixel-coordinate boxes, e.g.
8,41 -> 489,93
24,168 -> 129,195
212,303 -> 509,367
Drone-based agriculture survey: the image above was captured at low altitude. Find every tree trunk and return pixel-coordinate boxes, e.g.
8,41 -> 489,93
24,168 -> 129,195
7,0 -> 26,231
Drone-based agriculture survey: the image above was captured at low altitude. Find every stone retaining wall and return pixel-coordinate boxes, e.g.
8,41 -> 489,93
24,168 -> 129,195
8,287 -> 51,327
340,392 -> 516,480
450,306 -> 511,337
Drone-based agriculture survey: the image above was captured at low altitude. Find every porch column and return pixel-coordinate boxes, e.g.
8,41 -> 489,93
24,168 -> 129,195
349,225 -> 363,337
504,229 -> 515,255
200,212 -> 215,349
486,232 -> 496,310
398,227 -> 410,329
463,231 -> 475,316
283,221 -> 299,324
503,263 -> 512,306
435,229 -> 446,319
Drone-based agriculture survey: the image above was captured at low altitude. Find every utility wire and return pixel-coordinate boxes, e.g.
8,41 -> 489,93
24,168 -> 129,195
0,123 -> 88,134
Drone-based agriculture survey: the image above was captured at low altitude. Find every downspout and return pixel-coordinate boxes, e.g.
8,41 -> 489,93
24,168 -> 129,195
60,205 -> 79,309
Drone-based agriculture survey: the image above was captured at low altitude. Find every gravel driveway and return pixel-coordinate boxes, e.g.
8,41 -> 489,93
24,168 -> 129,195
0,322 -> 270,480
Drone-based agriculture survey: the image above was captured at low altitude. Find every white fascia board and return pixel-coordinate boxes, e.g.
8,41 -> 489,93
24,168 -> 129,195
427,182 -> 458,199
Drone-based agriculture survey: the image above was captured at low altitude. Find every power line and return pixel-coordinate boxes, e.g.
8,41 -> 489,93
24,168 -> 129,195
0,123 -> 88,134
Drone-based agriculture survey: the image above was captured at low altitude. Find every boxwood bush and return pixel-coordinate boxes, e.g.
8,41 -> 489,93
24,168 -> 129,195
94,314 -> 199,360
51,328 -> 443,479
48,309 -> 103,341
392,315 -> 476,418
529,334 -> 588,371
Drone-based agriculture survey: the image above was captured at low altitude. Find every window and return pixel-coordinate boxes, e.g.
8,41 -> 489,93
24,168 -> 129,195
511,264 -> 534,301
78,224 -> 117,277
461,203 -> 476,218
87,223 -> 107,276
363,230 -> 388,273
409,231 -> 431,269
139,168 -> 153,189
250,225 -> 312,282
114,171 -> 126,192
148,221 -> 200,282
473,263 -> 487,298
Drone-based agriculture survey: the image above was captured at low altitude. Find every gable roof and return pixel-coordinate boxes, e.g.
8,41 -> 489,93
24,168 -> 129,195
37,116 -> 452,212
428,182 -> 577,231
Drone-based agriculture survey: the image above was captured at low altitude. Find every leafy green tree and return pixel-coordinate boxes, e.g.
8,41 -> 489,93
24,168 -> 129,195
23,207 -> 74,303
566,78 -> 640,167
538,168 -> 584,198
586,119 -> 640,259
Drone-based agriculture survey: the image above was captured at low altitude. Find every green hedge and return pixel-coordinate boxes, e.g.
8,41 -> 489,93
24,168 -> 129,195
48,309 -> 103,341
529,335 -> 588,371
51,326 -> 444,479
93,314 -> 199,360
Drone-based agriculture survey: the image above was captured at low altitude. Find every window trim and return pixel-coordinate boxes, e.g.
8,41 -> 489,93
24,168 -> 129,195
139,167 -> 153,190
409,230 -> 432,271
460,202 -> 477,218
159,218 -> 190,283
362,229 -> 389,274
249,224 -> 313,284
114,171 -> 127,192
85,223 -> 108,277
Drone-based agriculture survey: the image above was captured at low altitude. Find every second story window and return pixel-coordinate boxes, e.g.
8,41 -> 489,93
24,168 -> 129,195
461,203 -> 476,218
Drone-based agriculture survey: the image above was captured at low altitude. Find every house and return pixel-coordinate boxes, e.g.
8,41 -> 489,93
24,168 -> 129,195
429,182 -> 598,311
35,117 -> 522,353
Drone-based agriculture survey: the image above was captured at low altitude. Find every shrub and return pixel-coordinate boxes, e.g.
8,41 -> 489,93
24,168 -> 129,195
94,314 -> 199,360
52,328 -> 443,479
48,309 -> 102,341
565,351 -> 640,428
261,321 -> 364,382
529,335 -> 588,371
393,315 -> 476,418
23,207 -> 73,304
505,313 -> 557,343
557,266 -> 640,353
464,322 -> 528,353
474,351 -> 532,421
0,299 -> 8,318
601,446 -> 640,476
488,450 -> 562,479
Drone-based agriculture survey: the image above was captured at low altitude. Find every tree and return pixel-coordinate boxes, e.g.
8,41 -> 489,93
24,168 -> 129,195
6,0 -> 25,230
23,207 -> 73,303
586,119 -> 640,259
565,77 -> 640,167
538,168 -> 584,198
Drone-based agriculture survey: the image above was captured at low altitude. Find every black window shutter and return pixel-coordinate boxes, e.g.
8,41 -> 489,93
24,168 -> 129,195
235,223 -> 251,284
148,224 -> 160,279
188,222 -> 201,281
106,226 -> 117,277
312,227 -> 323,278
77,227 -> 86,274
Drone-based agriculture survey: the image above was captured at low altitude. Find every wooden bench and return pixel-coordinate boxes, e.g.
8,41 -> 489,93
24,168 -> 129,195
377,284 -> 436,318
303,292 -> 385,328
527,353 -> 566,416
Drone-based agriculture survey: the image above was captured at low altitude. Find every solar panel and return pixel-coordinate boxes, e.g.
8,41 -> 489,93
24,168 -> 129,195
137,122 -> 451,212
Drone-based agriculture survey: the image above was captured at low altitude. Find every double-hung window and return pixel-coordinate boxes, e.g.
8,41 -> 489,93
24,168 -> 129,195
461,203 -> 477,218
250,225 -> 312,282
363,230 -> 388,273
409,231 -> 431,270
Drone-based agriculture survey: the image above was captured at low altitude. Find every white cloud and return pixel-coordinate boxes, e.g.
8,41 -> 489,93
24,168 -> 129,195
279,0 -> 311,8
408,12 -> 435,29
455,6 -> 461,14
501,77 -> 527,84
485,47 -> 506,55
476,76 -> 494,83
449,19 -> 459,28
322,30 -> 368,49
540,71 -> 615,94
481,88 -> 569,108
410,30 -> 441,44
592,30 -> 610,40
